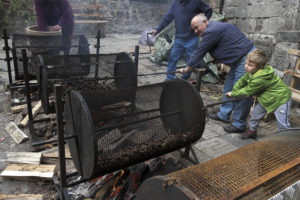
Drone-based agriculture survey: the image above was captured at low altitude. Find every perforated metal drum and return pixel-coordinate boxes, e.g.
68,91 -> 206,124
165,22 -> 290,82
64,79 -> 206,179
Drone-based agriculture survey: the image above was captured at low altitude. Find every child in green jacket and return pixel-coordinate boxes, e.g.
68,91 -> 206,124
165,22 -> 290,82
226,49 -> 291,139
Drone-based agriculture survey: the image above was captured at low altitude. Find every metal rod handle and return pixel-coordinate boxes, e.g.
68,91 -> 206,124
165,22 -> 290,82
96,110 -> 181,133
205,96 -> 250,108
31,134 -> 76,147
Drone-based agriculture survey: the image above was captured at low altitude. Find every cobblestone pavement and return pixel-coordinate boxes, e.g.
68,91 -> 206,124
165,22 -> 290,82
0,34 -> 299,198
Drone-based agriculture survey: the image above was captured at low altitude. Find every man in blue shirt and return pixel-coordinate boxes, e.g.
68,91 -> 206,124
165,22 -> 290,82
152,0 -> 212,81
180,13 -> 256,133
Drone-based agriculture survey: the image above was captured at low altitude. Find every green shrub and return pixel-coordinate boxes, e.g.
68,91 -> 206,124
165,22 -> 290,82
0,0 -> 36,27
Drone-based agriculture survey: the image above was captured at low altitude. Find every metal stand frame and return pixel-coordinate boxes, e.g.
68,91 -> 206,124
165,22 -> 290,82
4,28 -> 101,146
22,49 -> 52,146
55,86 -> 100,200
1,29 -> 101,106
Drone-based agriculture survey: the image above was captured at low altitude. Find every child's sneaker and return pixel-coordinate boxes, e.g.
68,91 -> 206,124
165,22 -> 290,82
240,130 -> 257,140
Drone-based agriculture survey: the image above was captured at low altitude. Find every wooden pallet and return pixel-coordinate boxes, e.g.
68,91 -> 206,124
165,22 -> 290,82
285,49 -> 300,103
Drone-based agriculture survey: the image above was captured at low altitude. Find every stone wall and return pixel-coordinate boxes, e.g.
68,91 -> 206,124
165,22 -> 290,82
73,0 -> 300,71
210,0 -> 300,71
69,0 -> 171,34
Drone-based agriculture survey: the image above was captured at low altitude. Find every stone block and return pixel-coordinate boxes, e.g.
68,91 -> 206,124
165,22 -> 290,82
236,19 -> 249,33
269,42 -> 299,71
202,120 -> 226,140
224,6 -> 248,19
249,34 -> 275,59
248,2 -> 282,18
225,0 -> 246,7
247,18 -> 263,33
262,17 -> 285,35
277,31 -> 300,42
194,138 -> 237,159
5,121 -> 29,144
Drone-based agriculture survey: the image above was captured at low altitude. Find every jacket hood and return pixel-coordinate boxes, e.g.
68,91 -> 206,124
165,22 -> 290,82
251,65 -> 274,79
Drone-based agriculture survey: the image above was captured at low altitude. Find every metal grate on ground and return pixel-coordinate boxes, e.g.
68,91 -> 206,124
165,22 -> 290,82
166,129 -> 300,200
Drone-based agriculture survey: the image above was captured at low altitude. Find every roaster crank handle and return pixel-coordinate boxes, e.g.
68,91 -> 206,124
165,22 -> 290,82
205,96 -> 251,108
137,61 -> 213,76
31,134 -> 77,147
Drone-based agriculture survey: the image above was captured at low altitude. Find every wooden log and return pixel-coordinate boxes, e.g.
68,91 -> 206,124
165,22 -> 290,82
284,69 -> 300,78
11,101 -> 39,114
11,104 -> 27,114
288,48 -> 300,56
5,121 -> 29,144
0,194 -> 43,200
0,152 -> 42,164
290,88 -> 300,103
0,164 -> 57,181
19,101 -> 42,128
41,146 -> 71,164
43,148 -> 71,159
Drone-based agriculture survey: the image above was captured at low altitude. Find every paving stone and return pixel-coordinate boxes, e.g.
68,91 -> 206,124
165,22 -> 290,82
192,147 -> 212,163
221,133 -> 255,149
194,137 -> 238,159
202,120 -> 227,140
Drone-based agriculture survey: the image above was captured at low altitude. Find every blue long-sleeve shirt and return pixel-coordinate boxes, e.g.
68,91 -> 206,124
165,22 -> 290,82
156,0 -> 212,40
188,21 -> 254,67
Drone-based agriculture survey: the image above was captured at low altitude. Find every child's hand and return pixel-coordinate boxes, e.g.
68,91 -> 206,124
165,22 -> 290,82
225,92 -> 232,97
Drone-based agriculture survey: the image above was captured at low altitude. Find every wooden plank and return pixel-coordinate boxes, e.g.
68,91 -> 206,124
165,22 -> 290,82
0,152 -> 41,164
43,148 -> 71,159
11,101 -> 38,114
284,69 -> 300,78
290,87 -> 300,94
5,121 -> 29,144
41,146 -> 71,164
288,48 -> 300,56
0,194 -> 43,200
291,90 -> 300,103
11,104 -> 27,114
19,101 -> 42,128
0,164 -> 56,181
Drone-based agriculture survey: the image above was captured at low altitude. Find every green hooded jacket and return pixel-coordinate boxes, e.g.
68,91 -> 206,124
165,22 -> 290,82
231,65 -> 291,113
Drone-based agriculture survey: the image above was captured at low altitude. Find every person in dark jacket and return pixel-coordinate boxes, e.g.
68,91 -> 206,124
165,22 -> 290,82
180,13 -> 256,134
152,0 -> 212,81
34,0 -> 74,53
226,49 -> 291,139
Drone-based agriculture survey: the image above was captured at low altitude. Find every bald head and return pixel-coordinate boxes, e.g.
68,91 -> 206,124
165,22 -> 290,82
191,13 -> 208,36
191,13 -> 208,27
